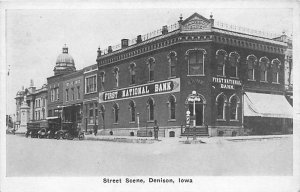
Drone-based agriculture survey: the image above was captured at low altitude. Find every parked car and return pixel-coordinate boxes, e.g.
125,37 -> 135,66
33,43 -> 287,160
26,123 -> 41,138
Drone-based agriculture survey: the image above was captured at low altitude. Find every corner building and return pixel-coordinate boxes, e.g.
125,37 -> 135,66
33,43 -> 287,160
96,13 -> 292,137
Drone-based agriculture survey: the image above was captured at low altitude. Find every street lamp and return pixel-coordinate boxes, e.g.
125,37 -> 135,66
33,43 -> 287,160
187,90 -> 201,140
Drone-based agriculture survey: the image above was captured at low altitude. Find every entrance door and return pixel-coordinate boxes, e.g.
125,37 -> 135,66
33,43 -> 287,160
188,103 -> 203,126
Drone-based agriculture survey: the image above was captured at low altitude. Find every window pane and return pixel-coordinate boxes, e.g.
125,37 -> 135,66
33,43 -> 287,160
230,97 -> 237,120
217,97 -> 224,119
189,51 -> 203,75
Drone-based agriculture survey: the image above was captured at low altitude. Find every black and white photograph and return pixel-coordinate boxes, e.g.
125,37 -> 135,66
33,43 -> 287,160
1,1 -> 299,192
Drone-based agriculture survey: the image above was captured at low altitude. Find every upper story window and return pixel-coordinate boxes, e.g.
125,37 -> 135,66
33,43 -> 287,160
50,89 -> 54,102
112,67 -> 119,88
147,57 -> 155,82
129,63 -> 136,85
99,71 -> 105,91
216,49 -> 227,76
85,75 -> 97,94
168,51 -> 177,78
246,54 -> 257,81
271,59 -> 281,84
186,48 -> 207,76
55,88 -> 59,101
77,86 -> 80,99
229,51 -> 240,78
71,88 -> 75,100
259,57 -> 270,82
66,89 -> 69,101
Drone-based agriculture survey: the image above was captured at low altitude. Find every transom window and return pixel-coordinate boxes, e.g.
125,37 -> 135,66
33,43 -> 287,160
247,55 -> 257,80
216,49 -> 227,76
186,49 -> 206,75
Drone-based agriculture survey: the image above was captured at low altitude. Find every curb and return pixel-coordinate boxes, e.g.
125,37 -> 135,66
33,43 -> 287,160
84,135 -> 157,144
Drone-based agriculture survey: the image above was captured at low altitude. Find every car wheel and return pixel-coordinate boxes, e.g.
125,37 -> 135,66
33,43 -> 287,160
79,134 -> 84,140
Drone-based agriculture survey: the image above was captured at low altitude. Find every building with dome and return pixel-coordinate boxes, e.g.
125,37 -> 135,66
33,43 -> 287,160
54,44 -> 76,76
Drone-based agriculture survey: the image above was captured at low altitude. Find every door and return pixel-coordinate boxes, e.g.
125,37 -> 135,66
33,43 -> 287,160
188,103 -> 203,126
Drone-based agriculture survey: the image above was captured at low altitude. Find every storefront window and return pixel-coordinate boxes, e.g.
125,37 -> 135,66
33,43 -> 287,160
169,95 -> 176,120
113,103 -> 119,123
216,93 -> 226,120
89,103 -> 94,124
95,103 -> 98,125
129,100 -> 136,122
230,96 -> 238,120
147,97 -> 154,121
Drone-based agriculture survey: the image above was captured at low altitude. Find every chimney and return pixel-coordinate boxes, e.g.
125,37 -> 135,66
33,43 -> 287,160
209,13 -> 214,27
178,14 -> 183,30
136,35 -> 142,44
97,46 -> 102,57
121,39 -> 129,48
108,46 -> 112,53
162,25 -> 168,35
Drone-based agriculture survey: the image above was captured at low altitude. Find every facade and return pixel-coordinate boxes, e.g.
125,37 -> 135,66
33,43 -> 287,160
15,80 -> 48,130
96,13 -> 293,137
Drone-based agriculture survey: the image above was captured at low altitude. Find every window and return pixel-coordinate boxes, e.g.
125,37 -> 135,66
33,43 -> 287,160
229,52 -> 240,78
271,59 -> 281,84
85,75 -> 97,94
168,51 -> 177,77
48,110 -> 52,117
216,49 -> 227,76
247,55 -> 257,80
66,89 -> 69,101
229,95 -> 239,120
216,93 -> 227,120
112,103 -> 119,123
113,67 -> 120,88
43,98 -> 45,107
38,111 -> 40,120
147,97 -> 154,121
99,71 -> 105,91
186,48 -> 206,75
42,109 -> 45,119
77,86 -> 80,99
89,103 -> 94,124
56,88 -> 59,101
95,103 -> 98,125
38,99 -> 40,107
100,105 -> 105,129
147,57 -> 155,81
51,89 -> 54,102
129,100 -> 136,122
71,88 -> 75,100
259,57 -> 269,82
129,63 -> 136,85
168,95 -> 176,120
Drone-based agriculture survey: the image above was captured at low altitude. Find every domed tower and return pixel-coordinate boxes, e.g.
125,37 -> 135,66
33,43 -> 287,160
54,44 -> 76,76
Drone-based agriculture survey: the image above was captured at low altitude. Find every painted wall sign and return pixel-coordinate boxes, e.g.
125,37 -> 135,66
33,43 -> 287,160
99,78 -> 180,103
212,77 -> 241,90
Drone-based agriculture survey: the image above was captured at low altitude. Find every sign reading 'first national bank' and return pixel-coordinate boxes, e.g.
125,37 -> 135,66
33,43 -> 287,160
99,78 -> 180,103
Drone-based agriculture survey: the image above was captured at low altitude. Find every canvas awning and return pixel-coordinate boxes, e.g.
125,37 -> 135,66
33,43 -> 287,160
244,92 -> 293,118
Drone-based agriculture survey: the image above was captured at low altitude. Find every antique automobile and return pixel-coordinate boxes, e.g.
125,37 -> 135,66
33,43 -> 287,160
46,117 -> 61,139
26,123 -> 41,138
38,128 -> 48,138
55,122 -> 84,140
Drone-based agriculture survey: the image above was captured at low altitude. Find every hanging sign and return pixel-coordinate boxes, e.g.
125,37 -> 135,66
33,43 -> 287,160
212,77 -> 241,90
99,78 -> 180,103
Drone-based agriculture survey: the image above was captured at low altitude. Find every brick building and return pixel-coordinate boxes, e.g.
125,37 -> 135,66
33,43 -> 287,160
96,13 -> 293,137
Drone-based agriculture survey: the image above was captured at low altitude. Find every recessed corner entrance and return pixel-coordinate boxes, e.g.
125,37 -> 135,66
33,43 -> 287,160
188,103 -> 203,126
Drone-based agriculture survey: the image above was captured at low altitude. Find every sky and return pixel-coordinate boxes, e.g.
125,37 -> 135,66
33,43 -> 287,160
4,6 -> 294,115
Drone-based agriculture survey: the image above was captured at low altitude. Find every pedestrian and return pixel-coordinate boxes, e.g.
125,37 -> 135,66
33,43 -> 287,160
93,124 -> 98,136
154,120 -> 159,140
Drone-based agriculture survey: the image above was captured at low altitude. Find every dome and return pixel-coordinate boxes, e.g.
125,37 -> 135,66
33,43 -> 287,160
54,44 -> 76,76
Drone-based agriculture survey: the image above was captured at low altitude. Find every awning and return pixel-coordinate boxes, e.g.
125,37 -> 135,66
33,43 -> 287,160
244,92 -> 293,118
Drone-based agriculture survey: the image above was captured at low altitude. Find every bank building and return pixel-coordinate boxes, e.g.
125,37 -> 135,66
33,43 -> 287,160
95,12 -> 293,137
15,12 -> 293,137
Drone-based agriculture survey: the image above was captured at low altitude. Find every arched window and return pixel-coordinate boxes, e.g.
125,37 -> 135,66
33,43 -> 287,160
229,95 -> 240,120
112,67 -> 119,88
168,51 -> 177,77
129,100 -> 136,122
112,103 -> 119,123
129,63 -> 136,85
259,57 -> 269,82
229,51 -> 240,78
247,54 -> 257,80
271,59 -> 281,84
99,71 -> 105,91
147,57 -> 155,82
147,97 -> 154,121
186,48 -> 206,75
216,93 -> 227,120
216,49 -> 227,76
168,95 -> 176,120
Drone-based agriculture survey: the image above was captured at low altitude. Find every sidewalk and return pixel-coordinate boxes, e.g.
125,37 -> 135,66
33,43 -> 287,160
84,133 -> 292,144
